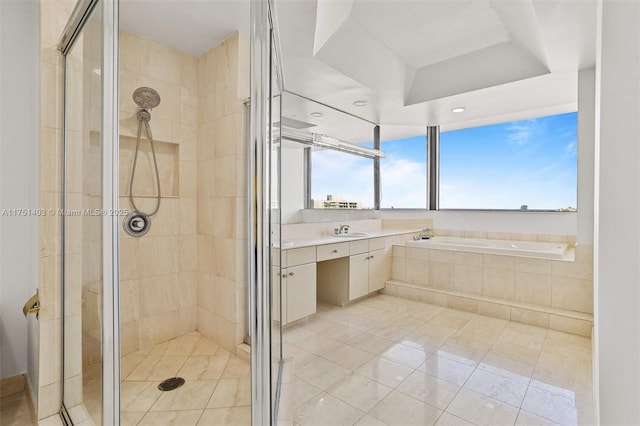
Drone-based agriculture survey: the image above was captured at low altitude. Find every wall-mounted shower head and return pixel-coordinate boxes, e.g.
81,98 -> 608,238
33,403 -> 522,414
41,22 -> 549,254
133,87 -> 161,110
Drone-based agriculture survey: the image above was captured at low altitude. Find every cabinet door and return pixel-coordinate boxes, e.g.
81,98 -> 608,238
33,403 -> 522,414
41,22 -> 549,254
286,263 -> 317,323
368,249 -> 388,292
349,253 -> 369,301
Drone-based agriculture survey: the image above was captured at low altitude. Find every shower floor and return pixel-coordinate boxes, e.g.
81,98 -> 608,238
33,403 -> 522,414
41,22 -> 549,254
82,332 -> 250,426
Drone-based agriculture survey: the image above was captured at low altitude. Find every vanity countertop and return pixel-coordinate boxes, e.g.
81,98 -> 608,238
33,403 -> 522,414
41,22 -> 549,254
275,229 -> 420,250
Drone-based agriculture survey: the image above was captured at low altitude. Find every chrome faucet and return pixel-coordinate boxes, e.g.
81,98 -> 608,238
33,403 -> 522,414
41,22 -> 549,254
413,227 -> 432,240
335,224 -> 350,235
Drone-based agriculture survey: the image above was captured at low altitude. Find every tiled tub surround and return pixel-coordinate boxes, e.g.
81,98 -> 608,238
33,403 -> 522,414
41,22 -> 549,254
279,294 -> 594,426
386,242 -> 593,336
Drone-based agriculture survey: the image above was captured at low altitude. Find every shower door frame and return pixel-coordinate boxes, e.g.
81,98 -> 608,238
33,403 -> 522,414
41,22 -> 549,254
58,0 -> 121,423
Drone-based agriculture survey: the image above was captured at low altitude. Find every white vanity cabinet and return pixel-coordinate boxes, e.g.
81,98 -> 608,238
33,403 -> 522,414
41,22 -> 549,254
348,238 -> 388,300
318,237 -> 390,305
273,246 -> 316,325
284,262 -> 317,323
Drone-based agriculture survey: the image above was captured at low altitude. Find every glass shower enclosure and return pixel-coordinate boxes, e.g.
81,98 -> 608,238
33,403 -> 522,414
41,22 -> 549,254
57,0 -> 283,424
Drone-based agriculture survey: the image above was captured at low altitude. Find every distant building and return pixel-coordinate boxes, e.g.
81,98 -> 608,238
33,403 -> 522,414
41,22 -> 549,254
558,206 -> 577,212
313,194 -> 361,209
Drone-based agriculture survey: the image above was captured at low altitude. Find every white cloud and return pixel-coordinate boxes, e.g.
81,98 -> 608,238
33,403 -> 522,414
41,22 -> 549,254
380,156 -> 426,208
564,140 -> 577,158
506,119 -> 546,146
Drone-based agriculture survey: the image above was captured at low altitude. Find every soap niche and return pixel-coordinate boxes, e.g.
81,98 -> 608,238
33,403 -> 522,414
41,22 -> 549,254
119,136 -> 179,198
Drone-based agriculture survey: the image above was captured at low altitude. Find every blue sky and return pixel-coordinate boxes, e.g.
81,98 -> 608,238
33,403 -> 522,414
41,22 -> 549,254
312,111 -> 577,210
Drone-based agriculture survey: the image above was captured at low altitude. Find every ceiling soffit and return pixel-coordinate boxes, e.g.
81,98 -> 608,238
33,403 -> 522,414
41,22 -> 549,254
312,0 -> 550,105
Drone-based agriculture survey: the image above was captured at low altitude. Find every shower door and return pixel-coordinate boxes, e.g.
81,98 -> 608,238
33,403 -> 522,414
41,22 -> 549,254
60,0 -> 120,424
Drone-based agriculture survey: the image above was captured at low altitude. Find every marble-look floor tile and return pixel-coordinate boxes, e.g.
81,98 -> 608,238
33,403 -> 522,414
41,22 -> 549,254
207,378 -> 250,408
120,381 -> 163,412
515,410 -> 561,425
418,355 -> 475,387
435,342 -> 486,367
150,380 -> 218,411
434,412 -> 475,426
126,356 -> 188,381
354,414 -> 388,426
381,343 -> 429,369
446,388 -> 519,426
293,377 -> 323,408
151,333 -> 200,356
282,343 -> 317,368
177,354 -> 231,380
321,343 -> 375,371
521,380 -> 594,426
396,370 -> 460,409
191,337 -> 221,356
400,331 -> 446,353
121,354 -> 148,379
464,367 -> 529,408
222,357 -> 250,378
327,374 -> 393,412
198,406 -> 251,426
480,351 -> 536,380
292,334 -> 342,356
368,390 -> 442,426
349,333 -> 396,355
355,356 -> 414,388
121,411 -> 146,426
295,358 -> 351,390
137,409 -> 203,426
294,393 -> 365,426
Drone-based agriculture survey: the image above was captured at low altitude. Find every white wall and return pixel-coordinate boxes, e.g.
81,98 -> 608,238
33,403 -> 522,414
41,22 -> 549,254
594,0 -> 640,423
577,68 -> 596,245
0,0 -> 40,394
281,144 -> 306,223
380,210 -> 576,236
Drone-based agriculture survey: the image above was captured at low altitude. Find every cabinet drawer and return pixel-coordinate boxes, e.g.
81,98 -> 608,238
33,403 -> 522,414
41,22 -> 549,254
317,242 -> 349,261
369,237 -> 386,252
286,246 -> 316,267
349,240 -> 369,255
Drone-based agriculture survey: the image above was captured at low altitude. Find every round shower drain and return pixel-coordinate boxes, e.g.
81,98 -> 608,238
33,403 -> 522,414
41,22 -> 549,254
158,377 -> 185,392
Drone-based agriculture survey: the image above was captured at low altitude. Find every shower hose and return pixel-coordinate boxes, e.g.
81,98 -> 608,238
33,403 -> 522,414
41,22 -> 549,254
129,114 -> 161,217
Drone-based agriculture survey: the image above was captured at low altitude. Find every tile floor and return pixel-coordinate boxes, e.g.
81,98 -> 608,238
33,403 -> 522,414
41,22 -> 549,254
277,294 -> 594,426
0,376 -> 37,426
82,332 -> 251,426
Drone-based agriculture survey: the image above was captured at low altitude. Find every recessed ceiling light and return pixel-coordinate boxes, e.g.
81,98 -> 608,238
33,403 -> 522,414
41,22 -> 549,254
451,107 -> 466,113
310,112 -> 323,117
353,100 -> 367,107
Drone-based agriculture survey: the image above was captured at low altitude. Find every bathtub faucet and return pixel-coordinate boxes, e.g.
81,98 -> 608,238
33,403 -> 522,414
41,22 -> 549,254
335,224 -> 350,235
414,227 -> 432,240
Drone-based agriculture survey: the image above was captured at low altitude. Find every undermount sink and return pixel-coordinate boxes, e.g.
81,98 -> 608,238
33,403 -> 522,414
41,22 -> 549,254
333,232 -> 369,238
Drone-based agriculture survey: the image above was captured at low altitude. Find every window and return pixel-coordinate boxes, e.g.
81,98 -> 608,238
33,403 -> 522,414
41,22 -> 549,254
439,112 -> 577,210
311,149 -> 374,209
379,135 -> 427,209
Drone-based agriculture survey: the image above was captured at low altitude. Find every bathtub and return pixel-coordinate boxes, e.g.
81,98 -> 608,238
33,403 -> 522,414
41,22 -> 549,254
405,236 -> 569,260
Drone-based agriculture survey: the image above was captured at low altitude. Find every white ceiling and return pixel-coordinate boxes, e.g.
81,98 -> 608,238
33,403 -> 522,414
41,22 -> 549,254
119,0 -> 597,142
119,0 -> 249,56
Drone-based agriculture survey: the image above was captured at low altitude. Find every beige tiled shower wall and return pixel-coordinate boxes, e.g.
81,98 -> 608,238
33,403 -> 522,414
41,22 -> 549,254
115,31 -> 199,357
196,33 -> 250,353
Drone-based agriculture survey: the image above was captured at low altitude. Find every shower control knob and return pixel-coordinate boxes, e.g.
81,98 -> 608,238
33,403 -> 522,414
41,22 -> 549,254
131,218 -> 145,231
123,212 -> 151,237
